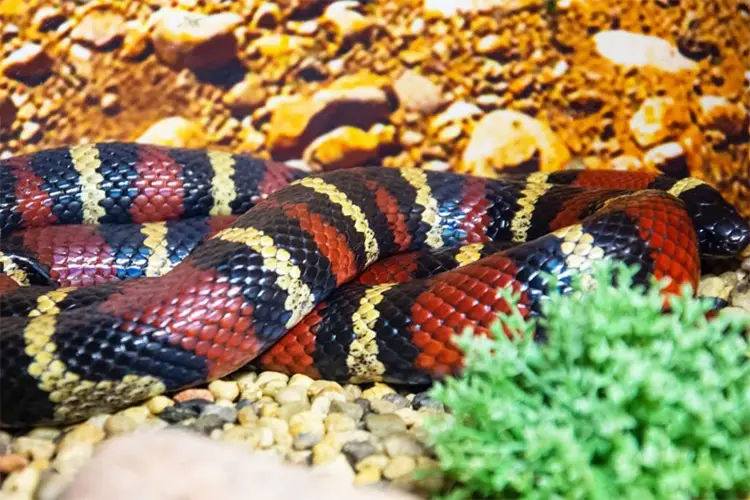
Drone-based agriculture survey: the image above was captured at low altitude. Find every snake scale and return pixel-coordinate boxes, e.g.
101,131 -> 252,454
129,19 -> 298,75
0,142 -> 748,427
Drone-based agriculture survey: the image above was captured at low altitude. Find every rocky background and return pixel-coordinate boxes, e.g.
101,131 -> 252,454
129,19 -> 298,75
1,0 -> 749,498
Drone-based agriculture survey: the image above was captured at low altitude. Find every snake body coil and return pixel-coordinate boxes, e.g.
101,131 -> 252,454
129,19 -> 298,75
1,142 -> 748,427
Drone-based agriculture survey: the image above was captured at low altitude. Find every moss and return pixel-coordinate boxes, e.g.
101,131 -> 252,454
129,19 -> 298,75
424,260 -> 750,499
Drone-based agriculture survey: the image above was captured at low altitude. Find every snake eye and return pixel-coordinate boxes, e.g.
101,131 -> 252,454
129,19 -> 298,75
677,185 -> 750,259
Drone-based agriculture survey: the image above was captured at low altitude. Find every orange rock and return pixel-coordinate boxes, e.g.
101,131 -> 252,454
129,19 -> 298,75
173,388 -> 215,403
267,72 -> 393,159
0,453 -> 29,473
303,125 -> 388,171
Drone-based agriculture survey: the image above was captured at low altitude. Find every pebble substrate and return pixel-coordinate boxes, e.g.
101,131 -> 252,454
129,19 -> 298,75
1,0 -> 749,498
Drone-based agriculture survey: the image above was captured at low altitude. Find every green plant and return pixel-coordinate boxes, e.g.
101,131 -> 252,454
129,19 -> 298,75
424,260 -> 750,500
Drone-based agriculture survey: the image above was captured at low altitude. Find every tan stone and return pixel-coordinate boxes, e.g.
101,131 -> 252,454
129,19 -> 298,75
71,7 -> 126,49
629,97 -> 674,147
136,117 -> 208,148
461,109 -> 570,176
303,126 -> 382,170
248,34 -> 314,58
593,30 -> 697,73
393,70 -> 444,114
322,2 -> 376,43
2,43 -> 53,79
151,9 -> 242,71
698,95 -> 748,138
267,72 -> 393,159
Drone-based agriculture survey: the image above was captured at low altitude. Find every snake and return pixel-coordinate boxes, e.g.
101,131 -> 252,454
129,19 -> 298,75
0,142 -> 748,428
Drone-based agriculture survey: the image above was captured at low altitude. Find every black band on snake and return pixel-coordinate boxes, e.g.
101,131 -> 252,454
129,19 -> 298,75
1,142 -> 748,427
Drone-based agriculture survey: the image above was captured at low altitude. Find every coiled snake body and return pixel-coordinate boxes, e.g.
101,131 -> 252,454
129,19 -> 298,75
1,142 -> 748,427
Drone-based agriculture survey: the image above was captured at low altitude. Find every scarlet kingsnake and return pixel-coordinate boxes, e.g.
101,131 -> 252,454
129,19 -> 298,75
0,142 -> 748,427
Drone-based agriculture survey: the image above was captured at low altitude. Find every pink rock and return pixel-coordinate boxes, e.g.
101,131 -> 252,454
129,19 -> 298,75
59,430 -> 421,500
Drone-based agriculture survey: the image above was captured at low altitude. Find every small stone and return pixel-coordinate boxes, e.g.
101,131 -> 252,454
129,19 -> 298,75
221,426 -> 262,451
146,395 -> 174,415
202,404 -> 238,423
68,43 -> 93,79
462,109 -> 570,176
699,276 -> 731,300
411,392 -> 443,411
730,283 -> 750,310
324,413 -> 357,433
370,393 -> 409,414
275,386 -> 308,405
27,428 -> 60,441
384,433 -> 425,457
174,388 -> 215,403
267,72 -> 392,159
355,453 -> 390,472
137,116 -> 208,148
290,412 -> 325,449
321,1 -> 376,43
259,417 -> 292,448
249,34 -> 314,58
100,92 -> 120,114
474,33 -> 515,60
223,75 -> 267,114
260,402 -> 280,418
361,383 -> 396,402
303,126 -> 383,171
151,8 -> 243,71
311,433 -> 344,465
629,97 -> 675,147
251,2 -> 281,29
59,424 -> 105,452
36,471 -> 73,500
278,402 -> 312,422
354,466 -> 382,486
193,414 -> 226,435
1,466 -> 40,496
383,455 -> 417,480
610,155 -> 643,171
393,70 -> 444,114
288,374 -> 315,389
159,400 -> 209,423
330,400 -> 365,422
0,90 -> 17,129
698,95 -> 748,138
2,43 -> 53,79
0,453 -> 29,473
121,21 -> 151,60
430,101 -> 482,130
256,371 -> 290,387
237,406 -> 259,426
33,7 -> 65,31
365,413 -> 407,437
286,450 -> 312,466
52,442 -> 95,476
342,440 -> 378,465
643,142 -> 688,178
262,380 -> 289,397
120,406 -> 151,424
13,437 -> 55,461
104,414 -> 138,436
208,380 -> 240,402
19,121 -> 41,142
593,30 -> 697,73
71,7 -> 126,49
423,0 -> 540,17
308,380 -> 345,397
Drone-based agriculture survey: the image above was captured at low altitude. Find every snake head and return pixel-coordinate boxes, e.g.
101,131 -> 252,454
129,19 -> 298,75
676,183 -> 750,259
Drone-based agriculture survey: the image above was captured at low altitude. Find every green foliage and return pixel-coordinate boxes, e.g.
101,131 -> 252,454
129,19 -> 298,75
424,260 -> 750,500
